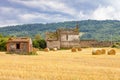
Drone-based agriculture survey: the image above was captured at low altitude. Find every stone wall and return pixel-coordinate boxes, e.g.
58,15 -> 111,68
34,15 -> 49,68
7,42 -> 29,53
79,40 -> 112,47
68,35 -> 79,41
60,34 -> 80,48
79,40 -> 97,47
60,41 -> 80,48
60,34 -> 67,41
46,40 -> 60,49
93,41 -> 112,47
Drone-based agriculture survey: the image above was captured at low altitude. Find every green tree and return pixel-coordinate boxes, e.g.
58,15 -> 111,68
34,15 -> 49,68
0,34 -> 3,38
39,39 -> 46,49
33,40 -> 39,48
33,34 -> 46,49
0,39 -> 7,51
35,34 -> 41,40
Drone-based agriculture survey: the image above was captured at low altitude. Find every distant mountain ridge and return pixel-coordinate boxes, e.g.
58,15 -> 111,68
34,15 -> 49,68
0,20 -> 120,41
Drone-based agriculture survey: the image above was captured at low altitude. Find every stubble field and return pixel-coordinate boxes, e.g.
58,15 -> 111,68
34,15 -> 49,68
0,48 -> 120,80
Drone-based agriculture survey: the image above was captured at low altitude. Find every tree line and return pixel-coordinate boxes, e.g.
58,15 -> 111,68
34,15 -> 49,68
1,20 -> 120,41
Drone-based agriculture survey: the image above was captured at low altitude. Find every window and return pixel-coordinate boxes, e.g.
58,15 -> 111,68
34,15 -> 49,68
66,35 -> 68,40
16,43 -> 20,49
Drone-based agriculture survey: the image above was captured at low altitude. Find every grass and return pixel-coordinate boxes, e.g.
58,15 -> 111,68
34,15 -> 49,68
0,48 -> 120,80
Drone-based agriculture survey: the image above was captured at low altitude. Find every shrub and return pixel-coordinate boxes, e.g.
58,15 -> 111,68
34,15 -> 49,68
112,42 -> 120,48
29,51 -> 38,55
0,39 -> 7,51
33,39 -> 46,49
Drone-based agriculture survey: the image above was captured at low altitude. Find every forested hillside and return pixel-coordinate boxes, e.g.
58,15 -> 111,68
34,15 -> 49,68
0,20 -> 120,41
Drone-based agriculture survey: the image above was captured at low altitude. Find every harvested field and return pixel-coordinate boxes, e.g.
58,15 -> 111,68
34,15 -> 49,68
0,48 -> 120,80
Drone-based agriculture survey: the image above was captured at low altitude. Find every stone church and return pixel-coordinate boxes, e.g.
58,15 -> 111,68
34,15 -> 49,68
46,25 -> 80,49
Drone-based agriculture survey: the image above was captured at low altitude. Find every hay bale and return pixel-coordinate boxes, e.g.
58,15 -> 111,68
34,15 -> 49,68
108,49 -> 116,55
53,48 -> 57,51
101,49 -> 106,54
78,48 -> 82,51
92,49 -> 101,55
44,48 -> 49,52
71,47 -> 77,52
33,48 -> 39,52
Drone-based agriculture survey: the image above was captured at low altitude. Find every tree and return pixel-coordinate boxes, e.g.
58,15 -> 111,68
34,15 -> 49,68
35,34 -> 41,40
39,39 -> 46,49
0,34 -> 3,38
33,34 -> 46,49
33,40 -> 39,48
33,39 -> 46,49
0,39 -> 7,51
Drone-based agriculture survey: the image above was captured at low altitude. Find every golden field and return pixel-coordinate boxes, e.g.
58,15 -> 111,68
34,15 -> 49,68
0,48 -> 120,80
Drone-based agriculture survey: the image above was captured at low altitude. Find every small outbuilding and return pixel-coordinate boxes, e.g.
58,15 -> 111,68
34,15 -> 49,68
6,37 -> 32,54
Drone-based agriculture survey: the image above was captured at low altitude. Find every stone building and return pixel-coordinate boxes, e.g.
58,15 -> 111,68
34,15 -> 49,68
46,25 -> 112,49
6,37 -> 32,54
46,25 -> 80,49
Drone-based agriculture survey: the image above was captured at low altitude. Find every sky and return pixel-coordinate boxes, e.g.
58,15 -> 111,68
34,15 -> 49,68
0,0 -> 120,27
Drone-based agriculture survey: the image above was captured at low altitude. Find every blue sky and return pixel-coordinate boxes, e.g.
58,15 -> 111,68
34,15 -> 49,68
0,0 -> 120,27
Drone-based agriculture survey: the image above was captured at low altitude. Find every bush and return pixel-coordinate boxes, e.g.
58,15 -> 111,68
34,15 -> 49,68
33,39 -> 46,49
29,51 -> 38,55
112,42 -> 120,48
0,39 -> 7,51
39,39 -> 46,49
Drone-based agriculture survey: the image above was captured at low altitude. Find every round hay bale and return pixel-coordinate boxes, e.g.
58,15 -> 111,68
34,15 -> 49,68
92,49 -> 101,55
101,49 -> 106,54
44,48 -> 49,52
53,48 -> 57,51
78,48 -> 82,51
33,48 -> 39,52
71,47 -> 77,52
108,49 -> 116,55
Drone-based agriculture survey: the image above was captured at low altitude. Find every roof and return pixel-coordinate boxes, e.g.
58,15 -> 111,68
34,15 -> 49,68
46,32 -> 58,41
46,26 -> 79,41
7,37 -> 31,43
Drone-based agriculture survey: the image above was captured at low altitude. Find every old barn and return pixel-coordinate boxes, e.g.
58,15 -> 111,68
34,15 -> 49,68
6,37 -> 32,54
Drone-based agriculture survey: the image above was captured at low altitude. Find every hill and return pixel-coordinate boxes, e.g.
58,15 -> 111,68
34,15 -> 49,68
0,20 -> 120,41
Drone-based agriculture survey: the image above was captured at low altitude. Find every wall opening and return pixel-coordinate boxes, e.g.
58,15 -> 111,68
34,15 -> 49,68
16,43 -> 20,49
66,35 -> 68,41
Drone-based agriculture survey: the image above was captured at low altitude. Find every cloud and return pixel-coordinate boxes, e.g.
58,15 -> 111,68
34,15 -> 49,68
10,0 -> 77,16
18,12 -> 74,23
0,0 -> 80,27
0,0 -> 120,27
0,20 -> 19,27
91,6 -> 115,20
90,5 -> 120,20
0,7 -> 21,27
0,6 -> 74,27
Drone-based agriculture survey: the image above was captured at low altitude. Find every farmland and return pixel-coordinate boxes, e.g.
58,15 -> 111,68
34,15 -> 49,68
0,48 -> 120,80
